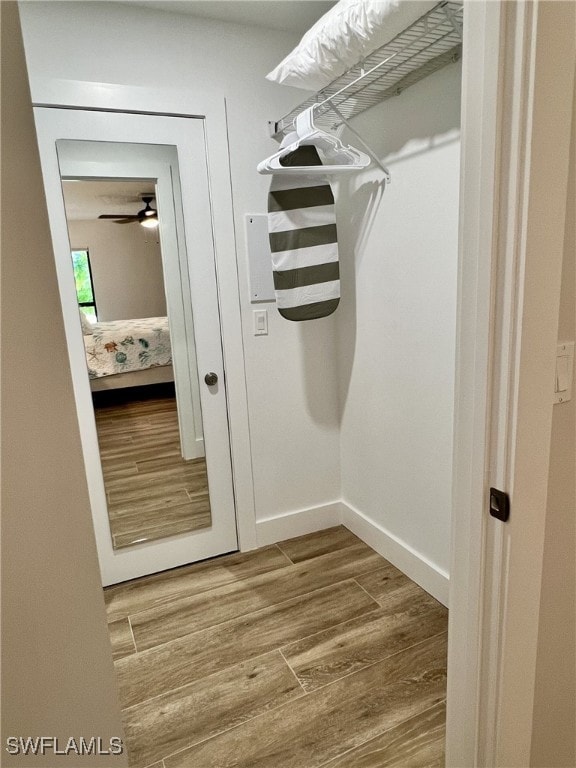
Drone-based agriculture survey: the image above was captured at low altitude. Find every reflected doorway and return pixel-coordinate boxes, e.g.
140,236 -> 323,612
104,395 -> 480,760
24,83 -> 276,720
61,178 -> 211,549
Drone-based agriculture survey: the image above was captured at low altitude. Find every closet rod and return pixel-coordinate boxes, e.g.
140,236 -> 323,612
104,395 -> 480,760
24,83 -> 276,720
271,1 -> 463,139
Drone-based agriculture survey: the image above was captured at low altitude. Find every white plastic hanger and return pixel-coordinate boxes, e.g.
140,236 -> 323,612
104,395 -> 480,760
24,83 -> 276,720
257,105 -> 372,175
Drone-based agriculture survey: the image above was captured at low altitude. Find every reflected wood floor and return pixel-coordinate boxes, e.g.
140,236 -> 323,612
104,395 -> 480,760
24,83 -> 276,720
105,526 -> 448,767
94,388 -> 210,549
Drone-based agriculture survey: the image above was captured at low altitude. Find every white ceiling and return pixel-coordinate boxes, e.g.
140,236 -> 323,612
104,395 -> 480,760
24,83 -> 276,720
62,180 -> 156,221
123,1 -> 336,33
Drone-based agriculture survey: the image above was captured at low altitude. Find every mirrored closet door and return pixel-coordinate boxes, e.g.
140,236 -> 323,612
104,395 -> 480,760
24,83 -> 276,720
34,109 -> 238,585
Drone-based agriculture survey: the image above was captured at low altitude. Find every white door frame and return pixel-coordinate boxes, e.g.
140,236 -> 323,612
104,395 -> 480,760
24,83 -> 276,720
31,89 -> 259,556
448,1 -> 575,765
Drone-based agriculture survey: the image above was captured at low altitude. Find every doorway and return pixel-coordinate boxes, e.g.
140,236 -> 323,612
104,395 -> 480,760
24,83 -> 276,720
34,108 -> 239,585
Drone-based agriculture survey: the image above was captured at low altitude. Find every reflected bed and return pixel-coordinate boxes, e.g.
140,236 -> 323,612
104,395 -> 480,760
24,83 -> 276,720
83,316 -> 174,391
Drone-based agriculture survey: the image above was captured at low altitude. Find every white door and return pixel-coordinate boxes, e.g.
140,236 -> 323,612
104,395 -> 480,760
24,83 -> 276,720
34,107 -> 238,585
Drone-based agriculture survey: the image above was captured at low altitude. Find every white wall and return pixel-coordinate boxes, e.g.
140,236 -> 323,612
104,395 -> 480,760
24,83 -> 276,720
67,219 -> 166,321
336,63 -> 461,593
20,1 -> 342,528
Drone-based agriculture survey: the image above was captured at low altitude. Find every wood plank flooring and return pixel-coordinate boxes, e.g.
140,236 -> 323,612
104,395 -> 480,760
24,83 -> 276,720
105,526 -> 448,767
93,388 -> 211,549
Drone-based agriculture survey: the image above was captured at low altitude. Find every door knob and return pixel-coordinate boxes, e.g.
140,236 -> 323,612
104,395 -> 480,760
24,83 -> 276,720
204,372 -> 218,386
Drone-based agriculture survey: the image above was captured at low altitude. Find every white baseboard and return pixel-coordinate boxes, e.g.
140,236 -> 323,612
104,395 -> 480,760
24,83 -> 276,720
341,502 -> 449,606
254,499 -> 449,606
256,501 -> 344,547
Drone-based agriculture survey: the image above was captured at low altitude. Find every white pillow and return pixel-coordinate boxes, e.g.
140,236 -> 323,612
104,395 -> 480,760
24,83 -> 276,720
266,0 -> 438,92
79,310 -> 94,335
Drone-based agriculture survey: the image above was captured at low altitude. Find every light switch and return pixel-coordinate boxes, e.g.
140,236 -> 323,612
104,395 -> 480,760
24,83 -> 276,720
253,309 -> 268,336
554,341 -> 574,404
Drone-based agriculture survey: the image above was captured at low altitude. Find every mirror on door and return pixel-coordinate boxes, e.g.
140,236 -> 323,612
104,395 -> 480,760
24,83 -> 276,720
60,177 -> 212,549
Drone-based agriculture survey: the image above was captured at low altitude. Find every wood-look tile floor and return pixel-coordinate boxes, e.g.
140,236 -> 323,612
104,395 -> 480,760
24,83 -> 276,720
105,526 -> 448,768
94,390 -> 211,549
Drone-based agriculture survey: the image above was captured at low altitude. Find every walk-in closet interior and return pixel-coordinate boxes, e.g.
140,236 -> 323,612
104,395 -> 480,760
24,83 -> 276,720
20,0 -> 464,764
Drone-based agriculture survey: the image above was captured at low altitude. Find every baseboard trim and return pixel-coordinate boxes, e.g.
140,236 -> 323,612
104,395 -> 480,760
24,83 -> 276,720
341,502 -> 449,606
254,500 -> 449,606
256,501 -> 344,547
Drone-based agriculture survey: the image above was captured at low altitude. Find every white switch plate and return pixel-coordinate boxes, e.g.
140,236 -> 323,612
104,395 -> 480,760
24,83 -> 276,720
554,341 -> 574,404
253,309 -> 268,336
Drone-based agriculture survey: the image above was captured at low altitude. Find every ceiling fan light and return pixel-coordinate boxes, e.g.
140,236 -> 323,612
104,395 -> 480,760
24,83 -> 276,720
140,216 -> 159,229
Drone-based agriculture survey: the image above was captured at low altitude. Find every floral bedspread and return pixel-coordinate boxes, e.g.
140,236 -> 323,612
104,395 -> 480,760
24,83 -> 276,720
84,316 -> 172,379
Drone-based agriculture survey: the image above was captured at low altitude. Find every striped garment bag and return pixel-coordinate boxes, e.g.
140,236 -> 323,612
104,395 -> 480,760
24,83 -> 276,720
267,145 -> 340,321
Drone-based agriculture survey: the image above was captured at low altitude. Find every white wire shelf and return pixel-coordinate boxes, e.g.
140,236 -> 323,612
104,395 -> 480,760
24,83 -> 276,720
272,1 -> 463,138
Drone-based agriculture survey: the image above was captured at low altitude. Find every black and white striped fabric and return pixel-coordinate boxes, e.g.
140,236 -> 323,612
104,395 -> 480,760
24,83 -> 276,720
267,146 -> 340,321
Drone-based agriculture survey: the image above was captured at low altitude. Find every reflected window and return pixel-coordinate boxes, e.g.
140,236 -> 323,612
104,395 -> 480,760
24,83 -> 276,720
72,248 -> 98,322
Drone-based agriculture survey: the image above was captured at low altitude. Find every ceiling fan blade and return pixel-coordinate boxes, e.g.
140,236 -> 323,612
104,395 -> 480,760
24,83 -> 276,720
98,214 -> 138,220
98,196 -> 156,224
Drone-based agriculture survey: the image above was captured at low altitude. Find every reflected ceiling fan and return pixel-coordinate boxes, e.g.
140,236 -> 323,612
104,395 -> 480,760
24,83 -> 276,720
98,195 -> 159,228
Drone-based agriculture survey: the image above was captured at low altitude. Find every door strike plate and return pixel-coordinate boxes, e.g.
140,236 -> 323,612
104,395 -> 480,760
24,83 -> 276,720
489,487 -> 510,522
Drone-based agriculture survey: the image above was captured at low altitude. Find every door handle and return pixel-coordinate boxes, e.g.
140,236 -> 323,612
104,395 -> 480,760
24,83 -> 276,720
204,372 -> 218,386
